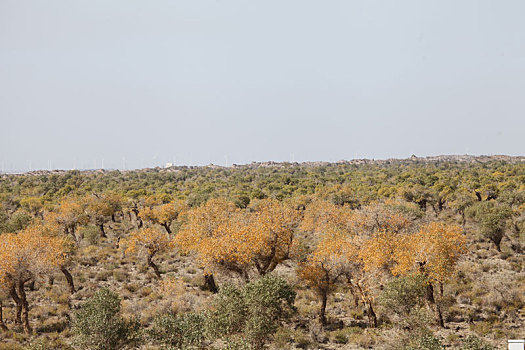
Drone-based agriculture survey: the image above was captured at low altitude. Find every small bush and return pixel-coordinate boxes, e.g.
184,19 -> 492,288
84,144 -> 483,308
379,274 -> 431,330
379,274 -> 427,317
460,335 -> 494,350
406,333 -> 443,350
331,329 -> 349,344
71,288 -> 140,350
206,284 -> 247,338
148,312 -> 205,349
79,225 -> 100,245
206,275 -> 296,349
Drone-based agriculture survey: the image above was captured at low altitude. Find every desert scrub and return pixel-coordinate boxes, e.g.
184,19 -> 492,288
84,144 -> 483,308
405,333 -> 444,350
71,288 -> 140,350
206,275 -> 296,349
148,312 -> 205,349
460,335 -> 494,350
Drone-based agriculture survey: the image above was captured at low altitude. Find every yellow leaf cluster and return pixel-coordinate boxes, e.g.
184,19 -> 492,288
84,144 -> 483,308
124,227 -> 173,257
392,222 -> 467,283
175,198 -> 300,276
0,225 -> 68,286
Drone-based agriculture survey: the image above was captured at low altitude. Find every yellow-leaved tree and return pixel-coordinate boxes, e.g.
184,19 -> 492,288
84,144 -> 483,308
84,193 -> 118,238
40,214 -> 78,293
297,231 -> 353,326
247,199 -> 301,276
392,222 -> 467,327
124,227 -> 173,279
176,198 -> 301,286
175,198 -> 238,292
0,225 -> 68,333
54,197 -> 88,242
139,200 -> 187,234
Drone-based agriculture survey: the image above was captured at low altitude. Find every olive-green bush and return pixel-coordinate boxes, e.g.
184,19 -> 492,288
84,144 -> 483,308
71,288 -> 140,350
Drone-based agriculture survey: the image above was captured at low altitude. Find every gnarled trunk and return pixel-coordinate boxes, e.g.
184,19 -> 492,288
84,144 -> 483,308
61,266 -> 76,293
204,273 -> 218,293
161,222 -> 172,234
0,301 -> 7,331
346,280 -> 360,308
99,223 -> 106,238
132,208 -> 143,228
425,280 -> 444,327
355,282 -> 377,328
17,280 -> 31,334
419,262 -> 444,327
9,284 -> 22,325
319,289 -> 328,326
147,254 -> 161,279
366,301 -> 377,328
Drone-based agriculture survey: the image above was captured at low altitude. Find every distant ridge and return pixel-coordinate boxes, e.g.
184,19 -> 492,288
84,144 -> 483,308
2,154 -> 524,177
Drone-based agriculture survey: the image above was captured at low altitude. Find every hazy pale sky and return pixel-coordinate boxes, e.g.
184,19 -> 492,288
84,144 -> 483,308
1,1 -> 524,171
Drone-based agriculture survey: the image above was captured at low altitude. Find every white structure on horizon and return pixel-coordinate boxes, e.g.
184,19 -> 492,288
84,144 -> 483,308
165,162 -> 173,168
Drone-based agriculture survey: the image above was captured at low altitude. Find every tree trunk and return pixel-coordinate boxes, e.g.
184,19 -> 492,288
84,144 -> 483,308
0,301 -> 8,331
366,301 -> 378,328
438,198 -> 445,211
425,282 -> 444,327
355,282 -> 377,328
161,222 -> 172,234
61,266 -> 76,293
204,273 -> 218,293
147,254 -> 161,279
99,223 -> 106,238
17,280 -> 31,334
460,211 -> 466,227
28,280 -> 35,291
320,290 -> 328,326
347,282 -> 359,308
132,208 -> 143,228
475,191 -> 482,201
67,227 -> 78,243
9,284 -> 22,325
495,238 -> 502,252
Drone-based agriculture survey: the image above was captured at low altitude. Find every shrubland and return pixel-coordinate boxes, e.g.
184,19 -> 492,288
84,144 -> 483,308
0,156 -> 523,349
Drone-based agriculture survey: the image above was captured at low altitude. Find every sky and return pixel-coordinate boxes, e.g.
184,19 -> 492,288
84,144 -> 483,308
1,1 -> 524,171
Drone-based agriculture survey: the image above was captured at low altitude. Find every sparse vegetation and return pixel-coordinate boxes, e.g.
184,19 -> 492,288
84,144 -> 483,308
0,157 -> 523,348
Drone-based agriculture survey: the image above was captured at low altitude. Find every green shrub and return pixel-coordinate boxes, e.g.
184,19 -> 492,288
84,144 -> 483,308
206,284 -> 247,338
460,335 -> 494,350
331,329 -> 349,344
218,338 -> 252,350
25,338 -> 73,350
71,288 -> 140,350
206,275 -> 296,349
466,202 -> 513,251
5,212 -> 32,232
379,274 -> 428,327
406,333 -> 444,350
148,312 -> 205,349
242,275 -> 296,348
79,225 -> 100,245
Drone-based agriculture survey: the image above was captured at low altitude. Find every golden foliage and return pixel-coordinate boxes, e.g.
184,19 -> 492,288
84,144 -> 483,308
0,225 -> 68,286
301,200 -> 354,236
124,227 -> 173,258
139,200 -> 187,232
392,222 -> 467,283
53,197 -> 89,235
175,198 -> 300,277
